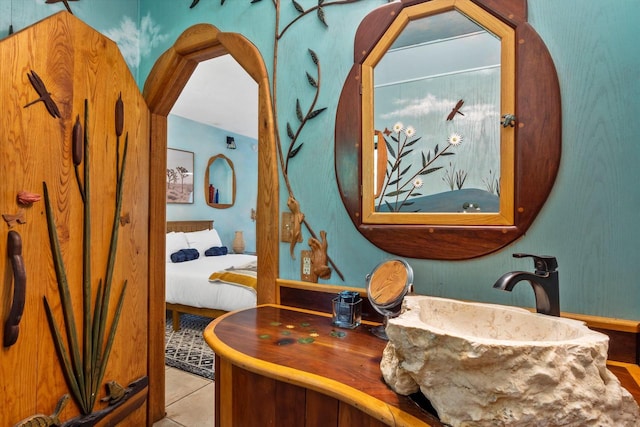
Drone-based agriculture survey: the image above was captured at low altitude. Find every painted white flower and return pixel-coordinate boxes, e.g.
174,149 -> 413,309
405,126 -> 416,137
448,132 -> 463,146
393,122 -> 404,133
413,177 -> 424,188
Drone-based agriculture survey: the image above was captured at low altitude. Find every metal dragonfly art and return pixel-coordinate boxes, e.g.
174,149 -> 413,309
23,70 -> 61,119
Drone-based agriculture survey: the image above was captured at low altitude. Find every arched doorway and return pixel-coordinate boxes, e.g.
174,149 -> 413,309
142,24 -> 278,422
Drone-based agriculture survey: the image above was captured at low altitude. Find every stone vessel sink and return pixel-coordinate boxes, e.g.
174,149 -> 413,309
381,295 -> 640,426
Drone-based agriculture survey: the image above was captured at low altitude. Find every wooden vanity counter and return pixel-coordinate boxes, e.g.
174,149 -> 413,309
204,304 -> 443,427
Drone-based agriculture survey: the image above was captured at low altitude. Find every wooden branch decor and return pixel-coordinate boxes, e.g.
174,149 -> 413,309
283,49 -> 326,174
23,70 -> 61,119
62,377 -> 149,427
218,1 -> 368,281
42,97 -> 129,416
45,0 -> 79,15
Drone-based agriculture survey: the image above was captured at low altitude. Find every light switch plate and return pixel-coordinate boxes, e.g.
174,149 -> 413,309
281,212 -> 303,243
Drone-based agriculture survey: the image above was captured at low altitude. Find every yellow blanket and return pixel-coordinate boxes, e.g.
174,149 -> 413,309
208,270 -> 257,292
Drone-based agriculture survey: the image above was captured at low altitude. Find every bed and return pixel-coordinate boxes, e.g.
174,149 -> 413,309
166,220 -> 257,330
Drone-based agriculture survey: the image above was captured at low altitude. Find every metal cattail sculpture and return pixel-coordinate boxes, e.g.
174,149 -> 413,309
115,92 -> 123,180
43,97 -> 129,414
72,114 -> 85,202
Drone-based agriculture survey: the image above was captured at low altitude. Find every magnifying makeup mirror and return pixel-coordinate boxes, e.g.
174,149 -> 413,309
366,259 -> 413,340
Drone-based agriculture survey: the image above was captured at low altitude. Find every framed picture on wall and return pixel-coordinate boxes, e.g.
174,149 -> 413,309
166,148 -> 195,204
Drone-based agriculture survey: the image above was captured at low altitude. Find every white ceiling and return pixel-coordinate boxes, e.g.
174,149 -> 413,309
170,54 -> 259,140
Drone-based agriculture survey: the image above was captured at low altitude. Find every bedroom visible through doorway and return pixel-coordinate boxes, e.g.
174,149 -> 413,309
164,53 -> 259,381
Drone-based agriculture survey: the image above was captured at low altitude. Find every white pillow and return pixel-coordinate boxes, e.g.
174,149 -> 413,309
166,232 -> 189,262
185,229 -> 223,254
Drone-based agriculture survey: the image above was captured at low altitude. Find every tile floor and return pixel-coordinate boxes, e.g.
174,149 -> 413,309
153,366 -> 215,427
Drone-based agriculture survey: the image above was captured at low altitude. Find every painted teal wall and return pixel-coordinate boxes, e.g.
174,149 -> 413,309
167,115 -> 258,253
2,0 -> 638,320
0,1 -> 141,74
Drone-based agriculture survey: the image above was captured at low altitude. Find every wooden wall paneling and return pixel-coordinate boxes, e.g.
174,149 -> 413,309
215,356 -> 221,427
220,362 -> 401,427
0,17 -> 48,424
75,13 -> 150,425
306,389 -> 339,427
593,328 -> 639,365
277,280 -> 384,323
0,11 -> 149,425
77,16 -> 150,426
233,366 -> 277,426
147,113 -> 168,424
254,74 -> 279,305
338,402 -> 388,427
276,379 -> 307,427
215,356 -> 640,427
1,12 -> 82,423
215,356 -> 232,427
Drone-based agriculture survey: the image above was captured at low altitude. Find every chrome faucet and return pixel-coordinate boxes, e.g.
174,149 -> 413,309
493,253 -> 560,316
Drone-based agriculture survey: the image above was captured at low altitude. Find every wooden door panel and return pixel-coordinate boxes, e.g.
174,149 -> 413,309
0,12 -> 149,426
0,17 -> 69,423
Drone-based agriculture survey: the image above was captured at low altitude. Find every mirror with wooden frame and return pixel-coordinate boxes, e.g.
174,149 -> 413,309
366,258 -> 414,340
204,153 -> 236,208
335,0 -> 561,260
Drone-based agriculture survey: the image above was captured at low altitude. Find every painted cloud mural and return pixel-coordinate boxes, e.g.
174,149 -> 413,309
103,12 -> 168,72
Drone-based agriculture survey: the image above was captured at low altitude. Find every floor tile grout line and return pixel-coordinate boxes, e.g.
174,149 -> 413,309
160,366 -> 215,427
166,382 -> 213,408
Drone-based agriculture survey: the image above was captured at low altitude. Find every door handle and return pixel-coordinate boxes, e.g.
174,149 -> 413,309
4,230 -> 26,347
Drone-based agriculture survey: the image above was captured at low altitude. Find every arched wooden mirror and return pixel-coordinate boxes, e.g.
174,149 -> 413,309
335,0 -> 561,260
204,153 -> 236,208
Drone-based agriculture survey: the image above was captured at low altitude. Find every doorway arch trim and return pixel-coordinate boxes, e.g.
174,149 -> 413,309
143,23 -> 278,422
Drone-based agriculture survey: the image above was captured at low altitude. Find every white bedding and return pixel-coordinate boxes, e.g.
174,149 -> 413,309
165,254 -> 257,312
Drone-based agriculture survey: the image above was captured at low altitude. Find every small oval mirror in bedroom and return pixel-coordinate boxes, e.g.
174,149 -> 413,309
205,154 -> 236,208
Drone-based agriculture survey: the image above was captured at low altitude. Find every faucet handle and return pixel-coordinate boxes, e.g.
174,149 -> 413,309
513,253 -> 558,273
